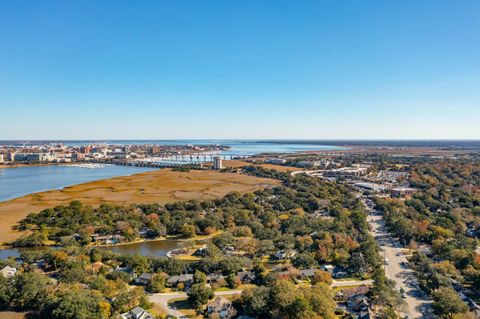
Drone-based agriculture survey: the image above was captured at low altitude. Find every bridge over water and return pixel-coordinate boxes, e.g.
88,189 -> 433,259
95,153 -> 256,168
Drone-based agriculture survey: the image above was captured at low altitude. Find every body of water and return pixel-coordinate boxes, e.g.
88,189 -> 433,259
0,246 -> 48,260
0,239 -> 203,260
98,238 -> 208,257
0,165 -> 155,202
0,140 -> 344,203
1,139 -> 346,156
60,139 -> 346,156
0,140 -> 343,259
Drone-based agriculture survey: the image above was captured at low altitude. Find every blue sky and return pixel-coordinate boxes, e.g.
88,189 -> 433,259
0,0 -> 479,139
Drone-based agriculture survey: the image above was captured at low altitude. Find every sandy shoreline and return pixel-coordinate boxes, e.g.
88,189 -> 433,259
0,167 -> 279,245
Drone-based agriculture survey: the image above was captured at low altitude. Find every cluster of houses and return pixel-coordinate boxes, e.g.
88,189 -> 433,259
130,270 -> 241,318
91,234 -> 125,245
271,264 -> 348,282
91,227 -> 157,245
131,270 -> 257,291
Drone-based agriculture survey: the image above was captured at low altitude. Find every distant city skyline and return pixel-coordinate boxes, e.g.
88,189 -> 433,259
1,1 -> 479,140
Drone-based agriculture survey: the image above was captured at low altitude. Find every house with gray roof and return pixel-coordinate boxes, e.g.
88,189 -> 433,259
121,306 -> 154,319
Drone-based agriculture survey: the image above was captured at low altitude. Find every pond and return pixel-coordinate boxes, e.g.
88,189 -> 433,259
97,238 -> 202,257
0,246 -> 48,260
0,238 -> 208,260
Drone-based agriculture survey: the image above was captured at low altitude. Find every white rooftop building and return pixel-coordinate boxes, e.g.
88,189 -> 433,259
0,265 -> 17,278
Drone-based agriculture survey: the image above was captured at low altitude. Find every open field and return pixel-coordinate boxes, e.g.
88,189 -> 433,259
307,145 -> 480,156
0,168 -> 279,245
0,312 -> 27,319
209,159 -> 302,172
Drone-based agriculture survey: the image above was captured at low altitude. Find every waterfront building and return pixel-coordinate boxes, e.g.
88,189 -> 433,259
7,151 -> 15,161
80,146 -> 91,154
213,156 -> 223,170
13,153 -> 53,162
0,265 -> 17,278
0,154 -> 4,163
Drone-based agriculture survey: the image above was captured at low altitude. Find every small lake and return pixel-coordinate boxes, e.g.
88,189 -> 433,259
98,239 -> 193,257
0,239 -> 206,260
0,246 -> 48,260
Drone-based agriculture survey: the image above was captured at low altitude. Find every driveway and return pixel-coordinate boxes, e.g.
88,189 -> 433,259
149,290 -> 242,318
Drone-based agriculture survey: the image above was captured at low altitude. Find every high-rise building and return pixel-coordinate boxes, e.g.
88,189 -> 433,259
80,146 -> 91,154
7,151 -> 16,162
213,156 -> 223,170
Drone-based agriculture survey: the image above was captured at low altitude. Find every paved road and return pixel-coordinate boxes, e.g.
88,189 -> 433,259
149,290 -> 242,318
367,208 -> 431,318
150,279 -> 374,318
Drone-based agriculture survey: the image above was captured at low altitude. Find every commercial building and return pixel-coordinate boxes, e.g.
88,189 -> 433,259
213,156 -> 223,170
324,164 -> 370,178
354,182 -> 388,193
297,160 -> 323,168
267,158 -> 287,165
80,146 -> 91,154
13,153 -> 53,162
391,187 -> 417,198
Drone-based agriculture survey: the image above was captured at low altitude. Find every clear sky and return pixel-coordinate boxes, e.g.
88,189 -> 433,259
0,0 -> 479,140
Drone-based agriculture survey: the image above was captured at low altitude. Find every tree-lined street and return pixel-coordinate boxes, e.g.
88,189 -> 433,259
365,202 -> 431,318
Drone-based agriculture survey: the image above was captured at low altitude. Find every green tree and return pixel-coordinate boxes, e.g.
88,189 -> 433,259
0,276 -> 11,309
303,283 -> 336,319
146,273 -> 166,293
193,270 -> 207,285
187,283 -> 213,309
269,280 -> 297,315
432,287 -> 468,319
286,297 -> 317,319
180,224 -> 196,238
12,272 -> 50,310
48,288 -> 105,319
226,273 -> 239,288
236,286 -> 270,318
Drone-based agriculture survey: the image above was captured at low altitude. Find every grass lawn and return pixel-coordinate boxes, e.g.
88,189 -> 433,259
168,298 -> 199,318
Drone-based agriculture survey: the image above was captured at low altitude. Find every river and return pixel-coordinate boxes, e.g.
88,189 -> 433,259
0,165 -> 156,202
0,140 -> 344,259
0,140 -> 345,202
